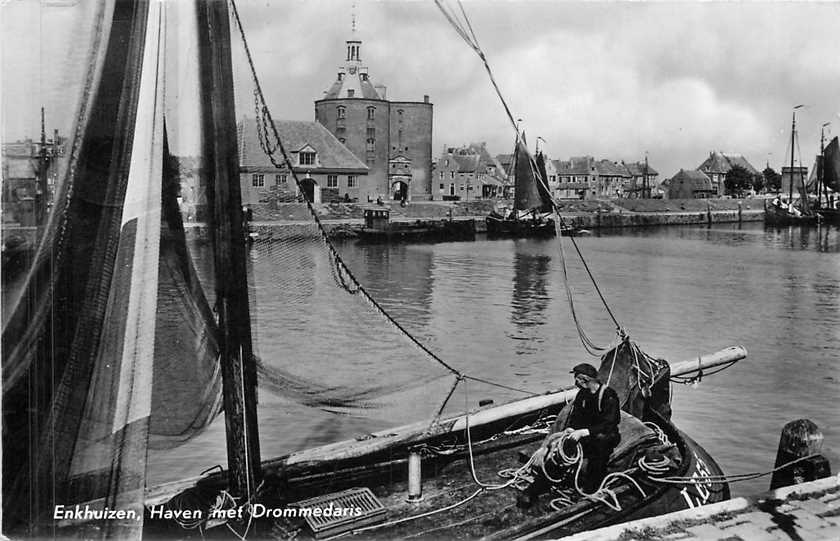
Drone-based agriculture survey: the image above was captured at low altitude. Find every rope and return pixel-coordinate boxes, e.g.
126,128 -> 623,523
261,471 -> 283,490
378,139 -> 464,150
648,454 -> 823,485
436,0 -> 628,353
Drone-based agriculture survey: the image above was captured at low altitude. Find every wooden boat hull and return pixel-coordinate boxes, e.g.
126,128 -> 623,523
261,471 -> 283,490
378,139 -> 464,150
355,219 -> 476,243
817,207 -> 840,225
764,205 -> 819,226
138,347 -> 745,539
486,215 -> 557,238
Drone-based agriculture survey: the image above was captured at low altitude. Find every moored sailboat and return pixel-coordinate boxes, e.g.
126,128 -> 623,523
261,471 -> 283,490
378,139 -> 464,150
486,138 -> 557,238
817,136 -> 840,224
766,106 -> 820,226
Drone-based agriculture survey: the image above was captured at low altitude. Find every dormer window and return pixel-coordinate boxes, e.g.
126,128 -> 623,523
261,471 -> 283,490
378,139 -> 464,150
347,89 -> 355,98
361,73 -> 368,81
299,151 -> 316,166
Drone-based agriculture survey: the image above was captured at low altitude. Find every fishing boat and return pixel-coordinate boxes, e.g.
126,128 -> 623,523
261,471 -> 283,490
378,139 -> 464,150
816,136 -> 840,225
487,142 -> 557,238
2,1 -> 745,540
354,207 -> 476,243
765,106 -> 819,226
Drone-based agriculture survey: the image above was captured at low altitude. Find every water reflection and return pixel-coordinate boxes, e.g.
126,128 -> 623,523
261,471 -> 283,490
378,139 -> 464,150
509,240 -> 552,355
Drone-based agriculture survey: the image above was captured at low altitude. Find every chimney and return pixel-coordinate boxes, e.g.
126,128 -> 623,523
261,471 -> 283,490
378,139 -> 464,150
423,95 -> 430,103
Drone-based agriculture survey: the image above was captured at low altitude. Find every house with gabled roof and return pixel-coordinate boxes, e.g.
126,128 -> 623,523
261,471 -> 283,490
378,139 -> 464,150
436,143 -> 508,200
666,169 -> 715,199
622,161 -> 659,198
697,151 -> 758,196
238,118 -> 368,206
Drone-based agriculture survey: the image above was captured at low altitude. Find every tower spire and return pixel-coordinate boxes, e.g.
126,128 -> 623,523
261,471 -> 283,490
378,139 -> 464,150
352,0 -> 357,34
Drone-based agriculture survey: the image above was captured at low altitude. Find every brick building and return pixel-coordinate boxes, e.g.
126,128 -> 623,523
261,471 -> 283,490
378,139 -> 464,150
237,118 -> 368,207
314,35 -> 433,202
436,143 -> 507,200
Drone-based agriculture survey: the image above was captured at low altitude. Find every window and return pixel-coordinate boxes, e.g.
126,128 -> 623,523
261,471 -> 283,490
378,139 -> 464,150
251,173 -> 264,187
337,106 -> 345,120
366,127 -> 375,139
347,175 -> 357,188
439,183 -> 445,190
338,138 -> 346,144
327,175 -> 338,188
347,89 -> 355,98
366,139 -> 375,151
367,106 -> 375,120
299,151 -> 315,166
445,159 -> 449,166
450,171 -> 455,179
276,174 -> 287,185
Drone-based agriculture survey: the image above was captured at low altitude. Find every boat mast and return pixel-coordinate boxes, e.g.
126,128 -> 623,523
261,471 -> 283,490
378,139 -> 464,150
197,0 -> 262,498
37,107 -> 48,226
818,122 -> 830,209
789,105 -> 803,204
643,153 -> 649,199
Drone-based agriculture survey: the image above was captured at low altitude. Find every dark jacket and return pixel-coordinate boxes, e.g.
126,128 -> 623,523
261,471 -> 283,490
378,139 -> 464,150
567,384 -> 620,439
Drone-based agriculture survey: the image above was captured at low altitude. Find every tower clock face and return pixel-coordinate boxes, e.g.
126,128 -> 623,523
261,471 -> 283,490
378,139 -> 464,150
349,66 -> 357,75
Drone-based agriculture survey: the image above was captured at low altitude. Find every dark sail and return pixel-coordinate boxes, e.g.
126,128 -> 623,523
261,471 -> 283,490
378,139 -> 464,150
512,140 -> 553,213
823,136 -> 840,193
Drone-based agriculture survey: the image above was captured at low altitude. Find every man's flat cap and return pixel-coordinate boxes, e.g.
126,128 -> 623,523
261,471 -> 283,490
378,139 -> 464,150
570,363 -> 598,378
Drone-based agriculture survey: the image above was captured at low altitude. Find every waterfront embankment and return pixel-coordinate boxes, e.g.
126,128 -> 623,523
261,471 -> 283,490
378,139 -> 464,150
239,197 -> 764,241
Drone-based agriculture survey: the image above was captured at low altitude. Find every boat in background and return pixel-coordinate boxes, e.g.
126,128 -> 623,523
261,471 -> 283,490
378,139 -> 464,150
817,136 -> 840,224
487,139 -> 557,237
766,106 -> 820,226
354,206 -> 475,243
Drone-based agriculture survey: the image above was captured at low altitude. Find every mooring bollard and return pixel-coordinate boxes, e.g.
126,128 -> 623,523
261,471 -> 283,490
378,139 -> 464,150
769,419 -> 832,490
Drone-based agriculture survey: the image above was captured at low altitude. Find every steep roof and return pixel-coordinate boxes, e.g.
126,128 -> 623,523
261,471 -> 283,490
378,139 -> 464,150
669,169 -> 713,192
624,161 -> 659,177
452,154 -> 480,173
697,151 -> 758,175
555,156 -> 594,175
238,118 -> 368,171
595,159 -> 631,177
322,72 -> 383,100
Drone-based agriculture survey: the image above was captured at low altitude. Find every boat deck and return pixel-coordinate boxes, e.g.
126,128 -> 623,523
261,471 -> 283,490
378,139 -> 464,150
277,418 -> 697,540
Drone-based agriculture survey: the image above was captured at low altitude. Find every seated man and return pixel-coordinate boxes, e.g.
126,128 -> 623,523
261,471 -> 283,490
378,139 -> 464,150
518,363 -> 621,507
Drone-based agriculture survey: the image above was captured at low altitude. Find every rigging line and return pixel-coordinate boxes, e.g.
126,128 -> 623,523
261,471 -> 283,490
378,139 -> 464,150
463,375 -> 539,396
554,218 -> 608,355
229,0 -> 463,380
433,0 -> 518,134
567,233 -> 622,330
436,0 -> 623,334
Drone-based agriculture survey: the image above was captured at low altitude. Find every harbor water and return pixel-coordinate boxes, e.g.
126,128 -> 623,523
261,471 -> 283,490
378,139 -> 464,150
151,222 -> 840,498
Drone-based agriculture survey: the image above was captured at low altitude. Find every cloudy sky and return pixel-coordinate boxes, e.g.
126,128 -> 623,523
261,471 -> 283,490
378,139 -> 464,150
4,0 -> 840,179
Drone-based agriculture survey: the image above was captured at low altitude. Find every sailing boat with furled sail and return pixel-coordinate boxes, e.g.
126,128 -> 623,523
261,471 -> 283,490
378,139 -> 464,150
765,105 -> 820,225
3,1 -> 749,539
486,135 -> 556,237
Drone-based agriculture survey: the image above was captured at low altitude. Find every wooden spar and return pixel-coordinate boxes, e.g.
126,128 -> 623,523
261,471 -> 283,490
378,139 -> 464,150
197,0 -> 261,497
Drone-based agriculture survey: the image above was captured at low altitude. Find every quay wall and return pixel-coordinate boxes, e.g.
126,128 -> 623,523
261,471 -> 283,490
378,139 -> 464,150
175,198 -> 766,242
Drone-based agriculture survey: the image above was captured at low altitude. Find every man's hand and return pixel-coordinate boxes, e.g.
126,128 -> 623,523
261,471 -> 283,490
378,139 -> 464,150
568,428 -> 590,442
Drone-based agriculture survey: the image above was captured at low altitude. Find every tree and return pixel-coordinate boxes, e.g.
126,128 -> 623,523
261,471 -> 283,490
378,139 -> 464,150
724,164 -> 753,197
763,166 -> 782,193
752,173 -> 765,194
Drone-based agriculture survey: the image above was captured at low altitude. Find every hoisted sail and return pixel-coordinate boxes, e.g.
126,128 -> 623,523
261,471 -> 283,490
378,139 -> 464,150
822,136 -> 840,193
512,139 -> 553,213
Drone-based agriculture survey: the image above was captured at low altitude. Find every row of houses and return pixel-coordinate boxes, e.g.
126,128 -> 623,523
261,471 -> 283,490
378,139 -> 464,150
433,144 -> 660,202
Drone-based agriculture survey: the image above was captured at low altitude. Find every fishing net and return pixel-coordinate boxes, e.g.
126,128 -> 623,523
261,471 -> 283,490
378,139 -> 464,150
597,339 -> 671,422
